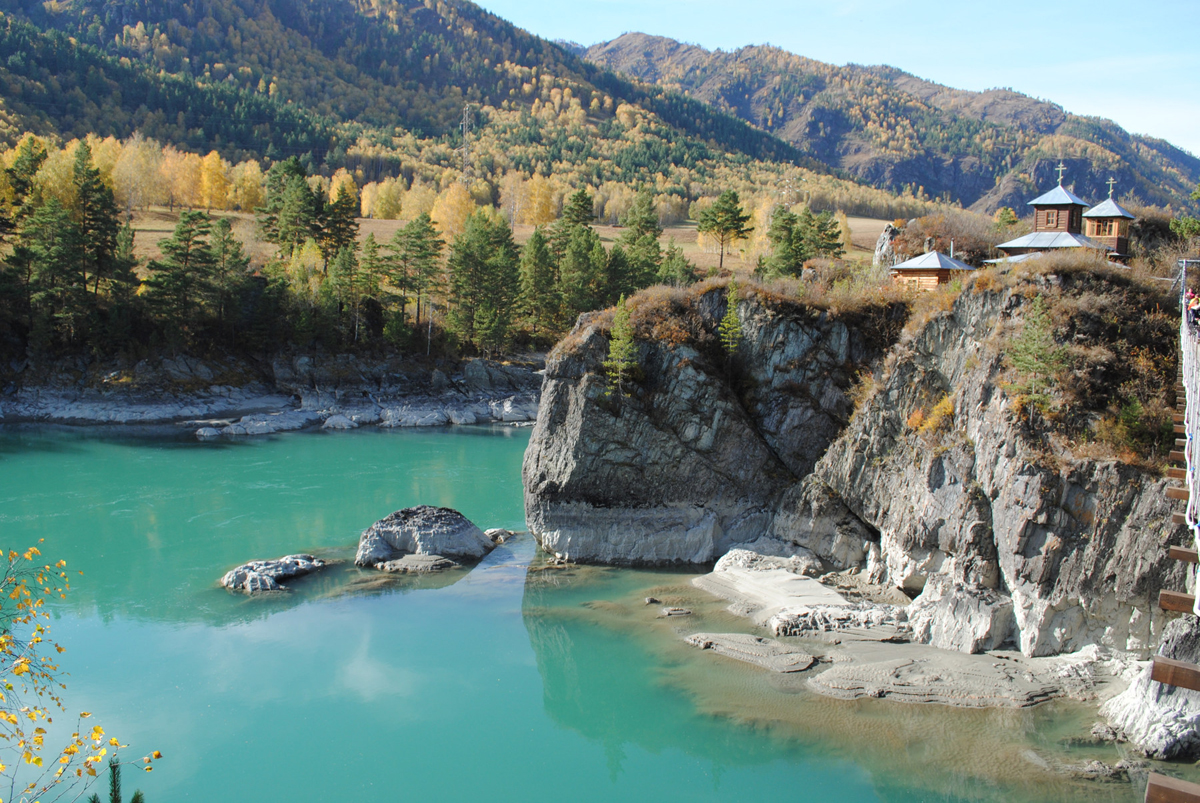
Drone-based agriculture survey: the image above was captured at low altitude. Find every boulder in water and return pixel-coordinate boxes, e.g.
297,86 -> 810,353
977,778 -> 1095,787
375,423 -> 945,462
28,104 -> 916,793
222,554 -> 327,593
355,505 -> 494,567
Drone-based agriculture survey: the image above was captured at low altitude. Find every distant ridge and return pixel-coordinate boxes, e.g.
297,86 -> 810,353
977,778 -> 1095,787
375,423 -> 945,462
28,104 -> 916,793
586,33 -> 1200,212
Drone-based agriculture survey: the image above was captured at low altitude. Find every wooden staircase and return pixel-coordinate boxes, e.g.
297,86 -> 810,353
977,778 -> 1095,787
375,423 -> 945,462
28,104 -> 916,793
1147,353 -> 1200,802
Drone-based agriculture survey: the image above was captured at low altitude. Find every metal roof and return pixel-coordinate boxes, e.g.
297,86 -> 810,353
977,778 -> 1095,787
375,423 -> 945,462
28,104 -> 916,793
1027,184 -> 1090,207
997,231 -> 1113,251
983,252 -> 1047,264
1083,197 -> 1136,219
891,251 -> 975,272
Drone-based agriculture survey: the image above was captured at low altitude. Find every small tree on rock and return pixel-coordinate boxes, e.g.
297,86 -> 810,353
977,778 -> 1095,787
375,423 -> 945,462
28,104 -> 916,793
719,281 -> 742,355
603,295 -> 637,399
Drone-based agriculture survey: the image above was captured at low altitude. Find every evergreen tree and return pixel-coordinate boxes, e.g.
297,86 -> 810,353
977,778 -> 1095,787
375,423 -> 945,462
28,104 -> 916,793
658,237 -> 695,287
209,217 -> 250,335
697,190 -> 752,271
4,136 -> 47,229
257,157 -> 308,244
446,211 -> 518,354
548,186 -> 595,260
320,183 -> 359,265
618,190 -> 662,290
795,207 -> 845,262
603,295 -> 637,399
1006,294 -> 1070,412
73,140 -> 120,295
518,227 -> 557,334
389,213 -> 443,326
21,199 -> 86,348
558,225 -> 608,320
330,246 -> 362,341
274,176 -> 320,259
87,754 -> 146,803
143,211 -> 216,346
719,281 -> 742,354
605,243 -> 631,303
766,207 -> 802,275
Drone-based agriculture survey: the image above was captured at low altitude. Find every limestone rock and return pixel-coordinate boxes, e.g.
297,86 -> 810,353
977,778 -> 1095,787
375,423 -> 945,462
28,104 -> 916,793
907,574 -> 1015,653
523,291 -> 895,565
221,554 -> 327,593
872,223 -> 900,268
195,427 -> 221,439
807,643 -> 1062,708
686,632 -> 815,673
1100,616 -> 1200,759
355,505 -> 493,566
321,414 -> 358,430
717,538 -> 823,576
693,565 -> 851,625
769,604 -> 909,639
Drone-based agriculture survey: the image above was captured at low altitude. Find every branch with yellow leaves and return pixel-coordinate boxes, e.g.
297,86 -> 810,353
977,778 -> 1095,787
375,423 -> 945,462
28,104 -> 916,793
1,543 -> 160,803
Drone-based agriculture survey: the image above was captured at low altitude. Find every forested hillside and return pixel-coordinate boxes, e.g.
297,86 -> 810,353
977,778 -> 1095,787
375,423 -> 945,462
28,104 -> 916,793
585,33 -> 1200,213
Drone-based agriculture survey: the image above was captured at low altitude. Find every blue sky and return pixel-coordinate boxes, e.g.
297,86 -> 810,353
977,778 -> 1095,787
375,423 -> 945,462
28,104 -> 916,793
474,0 -> 1200,158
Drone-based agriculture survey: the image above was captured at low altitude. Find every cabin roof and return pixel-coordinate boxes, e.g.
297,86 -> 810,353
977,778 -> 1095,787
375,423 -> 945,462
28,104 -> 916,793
1083,197 -> 1136,219
996,231 -> 1113,251
891,250 -> 975,272
983,251 -> 1047,265
1027,184 -> 1090,207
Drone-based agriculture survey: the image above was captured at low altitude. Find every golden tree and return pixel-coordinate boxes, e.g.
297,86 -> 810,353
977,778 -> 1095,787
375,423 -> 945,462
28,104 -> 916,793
430,183 -> 475,240
200,151 -> 230,211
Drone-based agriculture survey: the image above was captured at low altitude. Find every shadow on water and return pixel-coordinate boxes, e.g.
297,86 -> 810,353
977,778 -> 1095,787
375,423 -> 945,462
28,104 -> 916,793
518,554 -> 1170,803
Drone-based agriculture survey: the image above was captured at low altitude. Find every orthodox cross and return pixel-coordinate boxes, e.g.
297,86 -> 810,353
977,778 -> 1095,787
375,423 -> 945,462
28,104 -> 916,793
1055,161 -> 1067,185
1107,177 -> 1117,198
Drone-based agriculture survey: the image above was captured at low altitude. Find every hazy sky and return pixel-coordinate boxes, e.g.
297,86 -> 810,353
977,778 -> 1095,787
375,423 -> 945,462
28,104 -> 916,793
474,0 -> 1200,158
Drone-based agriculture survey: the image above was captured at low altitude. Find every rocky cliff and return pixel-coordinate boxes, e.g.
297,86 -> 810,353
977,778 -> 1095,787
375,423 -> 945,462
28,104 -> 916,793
523,266 -> 1189,661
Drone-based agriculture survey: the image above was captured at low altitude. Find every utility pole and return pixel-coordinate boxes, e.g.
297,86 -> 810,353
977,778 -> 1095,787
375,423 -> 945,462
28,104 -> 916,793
458,104 -> 472,185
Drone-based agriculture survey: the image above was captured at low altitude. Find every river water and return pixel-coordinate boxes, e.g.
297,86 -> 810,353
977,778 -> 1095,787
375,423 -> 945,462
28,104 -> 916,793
0,425 -> 1163,801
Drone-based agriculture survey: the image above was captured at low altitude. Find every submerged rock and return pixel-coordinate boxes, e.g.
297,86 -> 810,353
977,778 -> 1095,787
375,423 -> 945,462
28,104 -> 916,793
1100,616 -> 1200,759
355,505 -> 494,567
686,632 -> 815,673
376,554 -> 458,574
221,554 -> 327,593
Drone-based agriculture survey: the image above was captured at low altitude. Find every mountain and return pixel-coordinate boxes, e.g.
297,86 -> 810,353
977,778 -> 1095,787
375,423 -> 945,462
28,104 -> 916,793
0,0 -> 798,166
585,33 -> 1200,213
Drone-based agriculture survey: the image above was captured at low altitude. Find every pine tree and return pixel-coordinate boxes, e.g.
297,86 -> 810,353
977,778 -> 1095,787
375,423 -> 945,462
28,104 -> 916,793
21,199 -> 86,348
658,237 -> 695,287
143,211 -> 216,346
603,295 -> 637,398
446,211 -> 518,354
518,227 -> 557,334
320,182 -> 359,265
209,217 -> 250,335
558,225 -> 607,319
1006,294 -> 1069,412
73,140 -> 120,295
697,190 -> 752,271
618,190 -> 663,291
548,186 -> 595,260
719,281 -> 742,354
389,213 -> 443,326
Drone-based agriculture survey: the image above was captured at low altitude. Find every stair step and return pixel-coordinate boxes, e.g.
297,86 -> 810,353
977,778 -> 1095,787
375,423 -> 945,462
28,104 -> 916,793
1171,450 -> 1187,463
1160,589 -> 1196,613
1170,546 -> 1199,564
1177,424 -> 1188,435
1167,486 -> 1191,501
1169,467 -> 1187,480
1173,512 -> 1188,525
1175,413 -> 1186,424
1177,438 -> 1188,450
1146,771 -> 1200,802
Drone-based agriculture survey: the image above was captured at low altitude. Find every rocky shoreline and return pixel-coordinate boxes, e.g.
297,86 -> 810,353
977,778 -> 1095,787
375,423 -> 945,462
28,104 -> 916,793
0,352 -> 542,434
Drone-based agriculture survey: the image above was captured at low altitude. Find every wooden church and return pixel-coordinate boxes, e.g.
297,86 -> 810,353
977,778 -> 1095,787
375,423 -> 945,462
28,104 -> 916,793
992,164 -> 1134,263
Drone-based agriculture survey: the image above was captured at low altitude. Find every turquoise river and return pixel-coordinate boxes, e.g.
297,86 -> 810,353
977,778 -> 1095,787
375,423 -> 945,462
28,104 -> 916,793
0,425 -> 1172,801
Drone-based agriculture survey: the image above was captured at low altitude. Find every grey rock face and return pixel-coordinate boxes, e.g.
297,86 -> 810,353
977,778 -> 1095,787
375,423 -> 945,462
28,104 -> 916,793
221,554 -> 327,593
354,505 -> 493,566
769,604 -> 909,638
523,292 -> 895,565
376,554 -> 458,574
1101,616 -> 1200,759
872,223 -> 900,268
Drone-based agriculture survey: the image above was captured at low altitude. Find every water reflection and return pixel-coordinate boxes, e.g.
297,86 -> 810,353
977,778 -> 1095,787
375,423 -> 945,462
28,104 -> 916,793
518,553 -> 1164,803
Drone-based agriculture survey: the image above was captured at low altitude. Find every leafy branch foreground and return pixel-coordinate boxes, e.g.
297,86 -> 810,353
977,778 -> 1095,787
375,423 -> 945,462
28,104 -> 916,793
1,544 -> 159,803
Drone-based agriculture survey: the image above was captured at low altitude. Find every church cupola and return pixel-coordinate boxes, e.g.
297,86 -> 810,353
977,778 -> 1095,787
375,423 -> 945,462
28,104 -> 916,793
1083,178 -> 1136,259
1027,162 -> 1089,234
